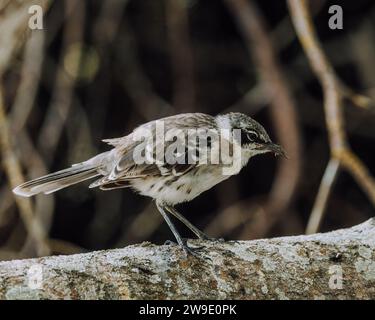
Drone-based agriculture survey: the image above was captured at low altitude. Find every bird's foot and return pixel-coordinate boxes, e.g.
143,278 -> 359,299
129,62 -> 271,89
164,238 -> 209,260
164,239 -> 177,246
181,243 -> 205,259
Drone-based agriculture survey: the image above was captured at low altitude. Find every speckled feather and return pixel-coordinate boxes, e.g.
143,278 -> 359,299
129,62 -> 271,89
13,112 -> 275,206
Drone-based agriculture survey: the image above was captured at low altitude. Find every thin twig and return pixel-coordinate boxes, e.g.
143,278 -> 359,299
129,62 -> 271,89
37,0 -> 85,165
287,0 -> 375,234
11,31 -> 45,132
0,86 -> 50,256
7,29 -> 56,256
0,0 -> 49,74
306,158 -> 340,234
0,0 -> 51,257
226,0 -> 327,115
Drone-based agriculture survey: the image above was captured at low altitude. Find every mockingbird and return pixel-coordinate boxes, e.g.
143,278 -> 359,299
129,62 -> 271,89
13,112 -> 284,256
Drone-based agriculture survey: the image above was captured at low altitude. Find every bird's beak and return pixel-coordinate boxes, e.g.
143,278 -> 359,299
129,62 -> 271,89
266,143 -> 287,158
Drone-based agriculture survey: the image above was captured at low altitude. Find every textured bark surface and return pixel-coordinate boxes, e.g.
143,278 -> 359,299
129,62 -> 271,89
1,219 -> 375,300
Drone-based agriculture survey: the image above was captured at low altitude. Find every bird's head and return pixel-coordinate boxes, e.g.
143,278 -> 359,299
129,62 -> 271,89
217,112 -> 285,157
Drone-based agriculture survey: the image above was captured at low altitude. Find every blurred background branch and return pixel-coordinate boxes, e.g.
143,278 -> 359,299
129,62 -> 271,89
219,0 -> 301,239
0,0 -> 51,258
288,0 -> 375,234
166,0 -> 196,112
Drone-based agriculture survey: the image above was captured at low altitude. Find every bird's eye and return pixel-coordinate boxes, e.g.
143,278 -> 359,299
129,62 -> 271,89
246,131 -> 259,142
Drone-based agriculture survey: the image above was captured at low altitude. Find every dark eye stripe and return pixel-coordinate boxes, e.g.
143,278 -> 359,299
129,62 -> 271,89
247,132 -> 259,142
240,130 -> 263,144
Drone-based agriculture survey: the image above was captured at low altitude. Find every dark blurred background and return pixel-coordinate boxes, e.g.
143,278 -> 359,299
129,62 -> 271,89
0,0 -> 374,260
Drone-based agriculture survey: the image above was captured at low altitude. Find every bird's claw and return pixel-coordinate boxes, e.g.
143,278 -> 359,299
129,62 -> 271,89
164,238 -> 210,260
164,239 -> 176,246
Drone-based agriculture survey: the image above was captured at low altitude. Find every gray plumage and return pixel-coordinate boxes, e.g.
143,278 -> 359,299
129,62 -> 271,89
13,112 -> 284,256
14,113 -> 216,197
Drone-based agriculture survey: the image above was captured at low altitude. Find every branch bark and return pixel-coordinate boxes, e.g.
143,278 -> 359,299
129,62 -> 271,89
1,219 -> 375,299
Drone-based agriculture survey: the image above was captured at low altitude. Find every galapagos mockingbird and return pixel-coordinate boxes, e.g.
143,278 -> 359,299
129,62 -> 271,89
13,112 -> 284,256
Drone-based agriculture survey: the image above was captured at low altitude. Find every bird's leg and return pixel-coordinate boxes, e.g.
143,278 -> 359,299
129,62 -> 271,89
164,204 -> 209,239
165,204 -> 224,242
156,201 -> 203,258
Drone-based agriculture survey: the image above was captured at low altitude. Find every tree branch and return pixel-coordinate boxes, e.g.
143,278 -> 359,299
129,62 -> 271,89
1,219 -> 375,299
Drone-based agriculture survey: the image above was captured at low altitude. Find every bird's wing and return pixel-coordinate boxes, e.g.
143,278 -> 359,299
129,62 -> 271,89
91,113 -> 218,189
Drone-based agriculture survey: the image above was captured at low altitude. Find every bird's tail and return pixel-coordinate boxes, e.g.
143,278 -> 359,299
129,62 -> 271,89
13,162 -> 101,197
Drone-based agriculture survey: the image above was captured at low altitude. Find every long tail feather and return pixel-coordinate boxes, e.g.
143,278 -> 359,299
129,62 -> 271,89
13,163 -> 100,197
